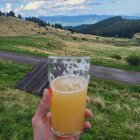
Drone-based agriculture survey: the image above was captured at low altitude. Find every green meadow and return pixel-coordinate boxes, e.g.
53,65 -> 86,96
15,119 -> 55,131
0,34 -> 140,71
0,60 -> 140,140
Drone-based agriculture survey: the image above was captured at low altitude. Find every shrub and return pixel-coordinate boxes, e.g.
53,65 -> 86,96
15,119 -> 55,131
47,42 -> 51,46
111,54 -> 122,60
45,27 -> 48,30
126,55 -> 140,66
96,36 -> 99,41
72,37 -> 77,40
82,37 -> 88,41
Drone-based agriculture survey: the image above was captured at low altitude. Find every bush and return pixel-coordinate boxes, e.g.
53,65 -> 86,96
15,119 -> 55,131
72,37 -> 77,40
47,42 -> 51,46
42,32 -> 46,35
111,54 -> 122,60
82,37 -> 88,41
126,55 -> 140,66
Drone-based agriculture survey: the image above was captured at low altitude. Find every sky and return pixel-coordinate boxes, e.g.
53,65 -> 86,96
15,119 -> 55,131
0,0 -> 140,17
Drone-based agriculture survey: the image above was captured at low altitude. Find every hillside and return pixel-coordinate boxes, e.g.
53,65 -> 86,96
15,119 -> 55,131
0,16 -> 140,71
64,24 -> 89,31
0,15 -> 96,39
0,16 -> 83,38
0,16 -> 48,36
81,16 -> 123,33
80,16 -> 140,38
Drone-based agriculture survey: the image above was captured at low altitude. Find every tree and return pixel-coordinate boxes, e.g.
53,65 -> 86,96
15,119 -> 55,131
7,11 -> 15,17
69,29 -> 75,34
0,11 -> 2,16
0,11 -> 6,16
54,23 -> 62,29
25,16 -> 48,28
18,14 -> 22,19
96,36 -> 99,41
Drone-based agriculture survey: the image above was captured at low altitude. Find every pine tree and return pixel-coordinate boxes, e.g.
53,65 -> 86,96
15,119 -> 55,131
0,11 -> 2,16
18,14 -> 22,19
7,11 -> 15,17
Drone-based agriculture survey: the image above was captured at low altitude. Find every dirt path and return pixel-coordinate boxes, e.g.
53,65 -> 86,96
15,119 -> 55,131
0,51 -> 140,85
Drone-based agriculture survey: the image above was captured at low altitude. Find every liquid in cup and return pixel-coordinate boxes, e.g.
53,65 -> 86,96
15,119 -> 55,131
51,75 -> 88,137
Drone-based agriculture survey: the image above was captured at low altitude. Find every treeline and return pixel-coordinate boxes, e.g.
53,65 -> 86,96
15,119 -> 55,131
0,10 -> 22,19
25,17 -> 62,29
25,17 -> 50,27
0,10 -> 63,29
80,16 -> 140,38
97,19 -> 140,38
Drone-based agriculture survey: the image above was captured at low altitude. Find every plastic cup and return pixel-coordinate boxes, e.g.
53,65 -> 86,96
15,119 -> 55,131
48,56 -> 90,137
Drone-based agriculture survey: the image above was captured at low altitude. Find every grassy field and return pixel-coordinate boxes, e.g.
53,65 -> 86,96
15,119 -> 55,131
0,60 -> 140,140
0,35 -> 140,71
0,16 -> 140,71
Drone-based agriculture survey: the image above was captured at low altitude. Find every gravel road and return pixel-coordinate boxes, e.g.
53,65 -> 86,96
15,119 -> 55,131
0,51 -> 140,85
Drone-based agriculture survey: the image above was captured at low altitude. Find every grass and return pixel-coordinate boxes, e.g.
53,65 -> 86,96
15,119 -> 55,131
0,16 -> 140,71
0,60 -> 31,90
0,60 -> 140,140
0,34 -> 140,71
86,79 -> 140,140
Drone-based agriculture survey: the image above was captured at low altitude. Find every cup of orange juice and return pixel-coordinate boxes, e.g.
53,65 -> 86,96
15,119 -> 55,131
48,56 -> 90,137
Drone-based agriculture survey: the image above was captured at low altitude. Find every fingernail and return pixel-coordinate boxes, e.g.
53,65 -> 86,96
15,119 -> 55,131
47,112 -> 52,118
90,111 -> 93,117
48,87 -> 53,96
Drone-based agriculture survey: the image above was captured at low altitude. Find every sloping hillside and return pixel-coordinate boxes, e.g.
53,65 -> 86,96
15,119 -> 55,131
80,16 -> 140,38
0,16 -> 48,36
134,33 -> 140,39
0,15 -> 140,71
81,16 -> 123,34
0,16 -> 97,40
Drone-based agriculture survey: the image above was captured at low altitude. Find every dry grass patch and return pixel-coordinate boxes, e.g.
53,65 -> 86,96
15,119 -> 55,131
15,46 -> 56,55
90,96 -> 106,109
122,104 -> 131,111
122,121 -> 140,134
94,113 -> 107,122
114,103 -> 122,111
0,16 -> 47,36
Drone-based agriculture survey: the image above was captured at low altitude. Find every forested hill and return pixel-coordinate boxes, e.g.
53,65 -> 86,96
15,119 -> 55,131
80,16 -> 140,38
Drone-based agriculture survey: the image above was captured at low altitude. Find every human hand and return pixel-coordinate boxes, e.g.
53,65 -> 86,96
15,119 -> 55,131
32,89 -> 93,140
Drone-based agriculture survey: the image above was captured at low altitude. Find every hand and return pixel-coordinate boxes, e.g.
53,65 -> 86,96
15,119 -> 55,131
32,89 -> 93,140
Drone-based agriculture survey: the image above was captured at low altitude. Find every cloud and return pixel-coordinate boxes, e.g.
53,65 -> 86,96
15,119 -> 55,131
64,0 -> 88,5
15,4 -> 24,12
2,0 -> 139,17
5,3 -> 12,12
23,1 -> 45,10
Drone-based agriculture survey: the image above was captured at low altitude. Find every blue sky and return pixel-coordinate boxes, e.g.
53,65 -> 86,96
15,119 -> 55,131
0,0 -> 140,17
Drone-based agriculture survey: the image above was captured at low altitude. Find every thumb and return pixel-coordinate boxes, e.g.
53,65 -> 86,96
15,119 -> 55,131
35,89 -> 51,118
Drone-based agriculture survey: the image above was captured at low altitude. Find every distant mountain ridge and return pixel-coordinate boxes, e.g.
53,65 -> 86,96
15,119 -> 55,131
39,14 -> 112,26
63,24 -> 89,30
81,16 -> 123,34
39,14 -> 140,26
79,16 -> 140,38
